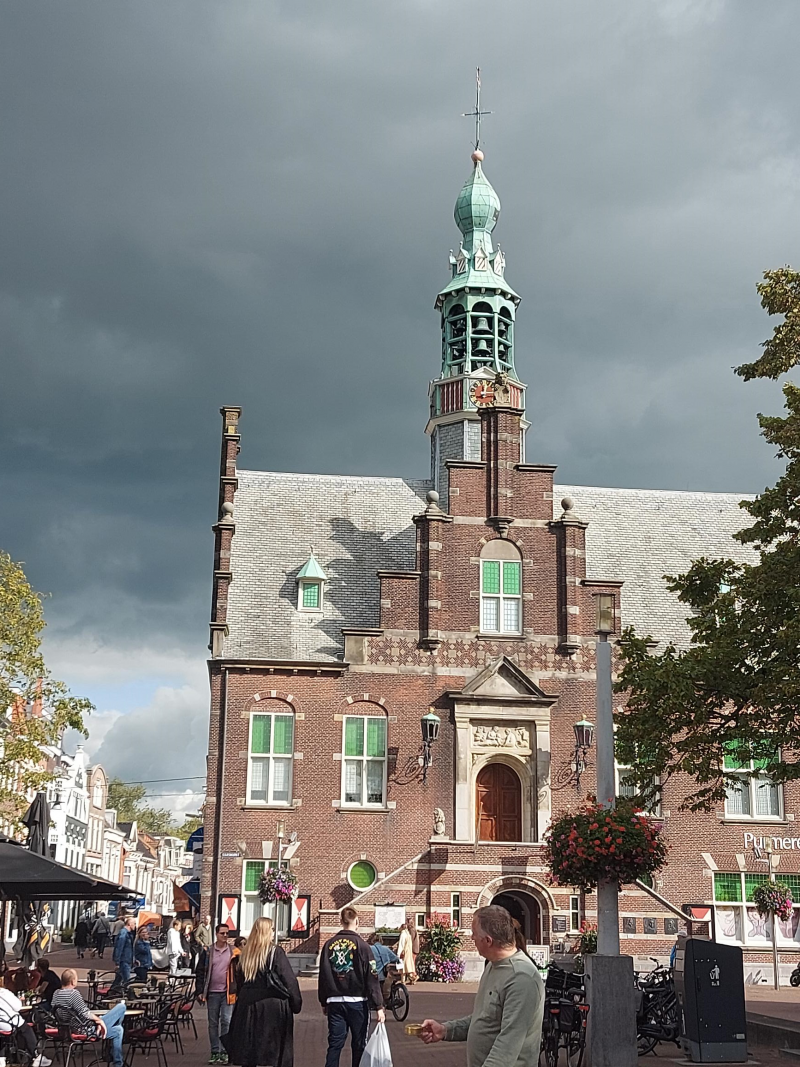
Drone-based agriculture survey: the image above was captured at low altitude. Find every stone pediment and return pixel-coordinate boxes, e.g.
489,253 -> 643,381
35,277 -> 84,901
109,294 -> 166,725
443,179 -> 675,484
449,656 -> 556,706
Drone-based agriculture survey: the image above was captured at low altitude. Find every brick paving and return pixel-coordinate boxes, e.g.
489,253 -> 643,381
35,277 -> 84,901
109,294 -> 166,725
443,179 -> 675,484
22,947 -> 795,1066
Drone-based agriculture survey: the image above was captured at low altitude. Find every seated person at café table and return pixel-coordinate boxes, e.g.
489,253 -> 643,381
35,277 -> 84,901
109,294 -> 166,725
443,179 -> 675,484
34,959 -> 61,1005
0,980 -> 51,1066
52,969 -> 127,1067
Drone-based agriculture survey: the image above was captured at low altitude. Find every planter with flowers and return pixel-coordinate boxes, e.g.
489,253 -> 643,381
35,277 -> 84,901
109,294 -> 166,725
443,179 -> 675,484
416,913 -> 465,983
752,882 -> 793,922
258,867 -> 299,904
544,798 -> 668,890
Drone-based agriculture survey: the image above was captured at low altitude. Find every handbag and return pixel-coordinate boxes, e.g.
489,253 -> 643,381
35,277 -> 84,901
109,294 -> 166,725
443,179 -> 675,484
259,946 -> 291,1000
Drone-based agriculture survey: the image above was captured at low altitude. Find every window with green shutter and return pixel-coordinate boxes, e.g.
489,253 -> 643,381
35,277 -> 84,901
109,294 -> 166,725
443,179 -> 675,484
480,554 -> 522,634
723,742 -> 781,819
247,712 -> 294,805
244,861 -> 265,892
342,714 -> 387,807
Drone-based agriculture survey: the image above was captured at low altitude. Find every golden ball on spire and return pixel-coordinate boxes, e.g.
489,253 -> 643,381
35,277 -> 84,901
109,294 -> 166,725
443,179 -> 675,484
471,149 -> 484,163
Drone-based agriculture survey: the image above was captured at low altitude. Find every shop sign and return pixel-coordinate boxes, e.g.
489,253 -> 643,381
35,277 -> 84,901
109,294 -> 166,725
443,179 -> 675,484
743,832 -> 800,851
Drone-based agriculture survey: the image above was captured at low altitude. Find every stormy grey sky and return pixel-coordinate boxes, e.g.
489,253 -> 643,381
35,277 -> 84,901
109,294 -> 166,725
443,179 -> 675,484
2,0 -> 798,810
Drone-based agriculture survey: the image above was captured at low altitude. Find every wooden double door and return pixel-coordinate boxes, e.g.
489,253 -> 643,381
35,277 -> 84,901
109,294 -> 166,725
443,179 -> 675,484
476,762 -> 522,842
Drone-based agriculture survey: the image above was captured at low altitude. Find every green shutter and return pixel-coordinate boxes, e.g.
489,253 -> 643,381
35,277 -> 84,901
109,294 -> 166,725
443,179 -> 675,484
251,715 -> 270,754
272,715 -> 294,755
502,561 -> 521,595
713,872 -> 742,902
482,561 -> 500,594
345,717 -> 364,756
348,860 -> 376,889
244,861 -> 265,892
367,718 -> 386,758
723,742 -> 748,771
302,582 -> 320,608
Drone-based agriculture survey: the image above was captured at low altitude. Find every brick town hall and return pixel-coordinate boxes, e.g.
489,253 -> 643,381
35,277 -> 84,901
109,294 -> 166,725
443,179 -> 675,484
201,146 -> 800,979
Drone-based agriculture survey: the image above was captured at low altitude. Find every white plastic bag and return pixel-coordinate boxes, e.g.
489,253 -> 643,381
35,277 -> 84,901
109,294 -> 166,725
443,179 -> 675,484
359,1022 -> 392,1067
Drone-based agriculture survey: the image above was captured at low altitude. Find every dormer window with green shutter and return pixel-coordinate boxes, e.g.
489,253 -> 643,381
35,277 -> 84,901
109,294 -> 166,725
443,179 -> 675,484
296,550 -> 327,612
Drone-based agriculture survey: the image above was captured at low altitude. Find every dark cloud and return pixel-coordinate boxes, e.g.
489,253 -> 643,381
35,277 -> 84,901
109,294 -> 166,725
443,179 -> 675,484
2,0 -> 799,678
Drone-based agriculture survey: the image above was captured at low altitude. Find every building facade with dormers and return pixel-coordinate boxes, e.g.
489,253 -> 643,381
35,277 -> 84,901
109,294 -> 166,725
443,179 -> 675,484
202,148 -> 800,980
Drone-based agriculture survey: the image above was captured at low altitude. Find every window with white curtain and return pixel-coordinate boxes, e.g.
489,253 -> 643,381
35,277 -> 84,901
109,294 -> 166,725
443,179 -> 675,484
724,745 -> 781,819
341,715 -> 387,807
479,541 -> 522,635
247,711 -> 294,805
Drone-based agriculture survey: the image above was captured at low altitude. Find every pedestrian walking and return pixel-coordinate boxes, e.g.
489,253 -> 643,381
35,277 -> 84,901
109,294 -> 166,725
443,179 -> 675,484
111,917 -> 136,991
318,906 -> 384,1067
397,917 -> 418,984
197,923 -> 236,1064
167,918 -> 184,975
53,969 -> 125,1067
420,905 -> 544,1067
196,915 -> 213,952
223,916 -> 302,1067
183,921 -> 198,972
91,913 -> 111,959
111,913 -> 125,947
134,926 -> 153,983
74,918 -> 90,960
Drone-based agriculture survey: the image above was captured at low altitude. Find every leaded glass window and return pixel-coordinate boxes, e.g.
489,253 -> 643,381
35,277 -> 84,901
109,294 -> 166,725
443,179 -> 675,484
723,743 -> 781,819
480,559 -> 522,634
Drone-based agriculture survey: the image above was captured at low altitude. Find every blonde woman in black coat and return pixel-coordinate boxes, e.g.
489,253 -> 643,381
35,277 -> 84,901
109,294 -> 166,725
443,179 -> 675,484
223,918 -> 302,1067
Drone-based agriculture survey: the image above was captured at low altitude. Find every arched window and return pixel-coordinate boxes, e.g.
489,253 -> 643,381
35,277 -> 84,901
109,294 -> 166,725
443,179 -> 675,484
480,540 -> 522,634
340,705 -> 388,808
246,706 -> 295,805
476,763 -> 522,842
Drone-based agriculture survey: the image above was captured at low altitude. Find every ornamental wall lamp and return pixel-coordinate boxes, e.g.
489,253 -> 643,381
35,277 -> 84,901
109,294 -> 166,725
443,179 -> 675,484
420,709 -> 441,783
572,719 -> 595,792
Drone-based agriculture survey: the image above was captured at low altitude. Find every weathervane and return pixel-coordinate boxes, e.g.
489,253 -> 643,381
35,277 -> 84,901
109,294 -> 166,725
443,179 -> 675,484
463,67 -> 492,151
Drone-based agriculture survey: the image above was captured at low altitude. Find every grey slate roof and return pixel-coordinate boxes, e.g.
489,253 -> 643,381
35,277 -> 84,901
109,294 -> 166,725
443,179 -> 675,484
224,471 -> 430,661
224,470 -> 756,661
556,484 -> 756,649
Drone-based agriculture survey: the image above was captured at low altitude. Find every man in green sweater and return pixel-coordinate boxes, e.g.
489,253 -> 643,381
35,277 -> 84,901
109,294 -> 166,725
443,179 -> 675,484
421,906 -> 544,1067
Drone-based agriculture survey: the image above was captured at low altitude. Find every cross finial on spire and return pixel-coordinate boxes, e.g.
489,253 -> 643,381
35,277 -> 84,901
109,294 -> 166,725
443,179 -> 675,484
462,67 -> 492,152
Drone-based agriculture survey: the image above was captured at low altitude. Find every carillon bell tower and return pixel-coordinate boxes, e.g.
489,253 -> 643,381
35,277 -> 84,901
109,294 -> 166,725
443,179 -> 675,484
427,82 -> 527,506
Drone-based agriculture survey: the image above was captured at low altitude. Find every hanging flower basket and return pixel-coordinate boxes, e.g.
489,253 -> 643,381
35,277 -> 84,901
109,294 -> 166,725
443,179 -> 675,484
258,867 -> 298,904
544,798 -> 668,890
752,881 -> 793,922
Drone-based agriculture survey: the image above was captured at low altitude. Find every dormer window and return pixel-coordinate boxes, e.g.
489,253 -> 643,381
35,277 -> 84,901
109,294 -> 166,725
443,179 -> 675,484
296,550 -> 327,612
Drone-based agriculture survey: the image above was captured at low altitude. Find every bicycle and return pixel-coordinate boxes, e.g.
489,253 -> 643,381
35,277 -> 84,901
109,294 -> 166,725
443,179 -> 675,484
384,973 -> 409,1022
539,966 -> 589,1067
634,960 -> 680,1056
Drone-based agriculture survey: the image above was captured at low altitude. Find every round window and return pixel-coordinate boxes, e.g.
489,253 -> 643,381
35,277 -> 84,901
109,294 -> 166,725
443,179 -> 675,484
348,860 -> 377,890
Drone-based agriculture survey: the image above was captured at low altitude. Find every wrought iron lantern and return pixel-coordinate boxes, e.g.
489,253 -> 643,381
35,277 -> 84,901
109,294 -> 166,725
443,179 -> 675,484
572,718 -> 595,791
420,709 -> 441,783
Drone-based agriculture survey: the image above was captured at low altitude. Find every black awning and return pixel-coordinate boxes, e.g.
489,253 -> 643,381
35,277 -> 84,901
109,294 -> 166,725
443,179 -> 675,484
0,835 -> 134,900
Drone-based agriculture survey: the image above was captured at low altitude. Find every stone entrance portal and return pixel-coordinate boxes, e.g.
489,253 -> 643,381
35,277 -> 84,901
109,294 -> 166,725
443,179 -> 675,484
492,889 -> 542,944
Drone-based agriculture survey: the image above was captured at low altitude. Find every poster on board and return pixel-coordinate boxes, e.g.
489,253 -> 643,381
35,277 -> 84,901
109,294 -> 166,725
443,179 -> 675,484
374,905 -> 406,930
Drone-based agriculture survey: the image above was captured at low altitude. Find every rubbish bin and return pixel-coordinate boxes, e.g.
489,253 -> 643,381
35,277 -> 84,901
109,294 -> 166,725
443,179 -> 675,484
674,936 -> 747,1063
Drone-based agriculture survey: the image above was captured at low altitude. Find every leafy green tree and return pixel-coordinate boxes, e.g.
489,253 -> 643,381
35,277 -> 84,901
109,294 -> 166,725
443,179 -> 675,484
107,779 -> 179,835
0,552 -> 92,824
616,268 -> 800,811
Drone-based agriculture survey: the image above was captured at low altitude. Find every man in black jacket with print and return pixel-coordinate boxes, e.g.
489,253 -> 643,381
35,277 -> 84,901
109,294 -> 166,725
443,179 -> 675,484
319,906 -> 384,1067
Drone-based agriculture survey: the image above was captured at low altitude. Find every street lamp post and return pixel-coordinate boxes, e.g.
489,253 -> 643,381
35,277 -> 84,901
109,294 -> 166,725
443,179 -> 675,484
584,593 -> 636,1067
765,839 -> 781,989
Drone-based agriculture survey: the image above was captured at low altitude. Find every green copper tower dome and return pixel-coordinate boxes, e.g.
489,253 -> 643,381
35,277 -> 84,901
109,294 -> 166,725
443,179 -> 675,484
427,147 -> 528,506
454,149 -> 501,253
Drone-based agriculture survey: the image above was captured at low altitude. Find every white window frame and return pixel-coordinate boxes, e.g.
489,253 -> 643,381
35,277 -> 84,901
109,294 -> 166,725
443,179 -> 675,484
246,711 -> 295,807
415,912 -> 427,931
297,580 -> 323,612
723,753 -> 782,821
480,557 -> 522,635
241,859 -> 290,937
450,892 -> 462,929
340,715 -> 388,808
569,894 -> 581,933
713,871 -> 800,947
615,761 -> 661,817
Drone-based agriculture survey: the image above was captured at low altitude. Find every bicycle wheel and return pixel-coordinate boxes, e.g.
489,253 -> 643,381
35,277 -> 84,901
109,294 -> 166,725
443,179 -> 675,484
390,982 -> 409,1022
539,1029 -> 560,1067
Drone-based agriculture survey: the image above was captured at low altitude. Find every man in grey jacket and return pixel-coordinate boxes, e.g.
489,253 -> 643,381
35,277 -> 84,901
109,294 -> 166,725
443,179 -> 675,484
421,906 -> 544,1067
